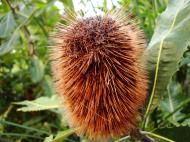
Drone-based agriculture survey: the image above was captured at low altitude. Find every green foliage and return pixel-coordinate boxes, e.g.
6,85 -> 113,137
1,0 -> 190,142
44,135 -> 54,142
52,128 -> 79,142
60,0 -> 74,12
143,0 -> 190,127
29,55 -> 45,83
14,96 -> 60,112
120,0 -> 167,40
0,12 -> 16,38
43,128 -> 78,142
0,29 -> 19,55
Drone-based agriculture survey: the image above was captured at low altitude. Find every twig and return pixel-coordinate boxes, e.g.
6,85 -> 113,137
5,0 -> 16,15
115,128 -> 175,142
141,131 -> 175,142
114,135 -> 130,142
114,128 -> 154,142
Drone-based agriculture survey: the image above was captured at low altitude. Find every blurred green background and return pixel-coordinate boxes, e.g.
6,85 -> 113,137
1,0 -> 190,142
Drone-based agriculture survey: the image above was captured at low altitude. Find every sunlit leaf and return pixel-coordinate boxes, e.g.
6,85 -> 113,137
13,96 -> 60,112
44,135 -> 54,142
53,128 -> 78,142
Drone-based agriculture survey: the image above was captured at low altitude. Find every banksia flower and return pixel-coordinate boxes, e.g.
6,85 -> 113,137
50,10 -> 147,141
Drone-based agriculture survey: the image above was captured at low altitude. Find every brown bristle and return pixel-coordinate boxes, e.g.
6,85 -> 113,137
50,11 -> 147,140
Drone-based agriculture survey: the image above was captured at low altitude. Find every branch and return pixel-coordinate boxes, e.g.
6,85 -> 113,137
130,128 -> 154,142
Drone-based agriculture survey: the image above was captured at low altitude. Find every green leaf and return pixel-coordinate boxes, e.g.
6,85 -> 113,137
0,30 -> 19,56
43,75 -> 54,97
159,81 -> 186,125
144,0 -> 190,121
160,82 -> 183,113
179,57 -> 190,67
0,12 -> 16,38
43,129 -> 77,142
0,9 -> 37,56
44,135 -> 54,142
181,119 -> 190,127
13,96 -> 60,112
160,97 -> 190,126
29,55 -> 44,83
53,128 -> 78,142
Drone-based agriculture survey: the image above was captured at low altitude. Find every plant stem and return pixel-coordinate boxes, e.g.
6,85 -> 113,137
115,129 -> 175,142
114,135 -> 130,142
141,131 -> 175,142
115,128 -> 154,142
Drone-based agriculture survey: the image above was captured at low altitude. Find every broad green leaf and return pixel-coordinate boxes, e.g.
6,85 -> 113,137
0,30 -> 19,56
0,12 -> 16,38
144,0 -> 190,120
29,55 -> 44,83
13,96 -> 60,112
53,128 -> 78,142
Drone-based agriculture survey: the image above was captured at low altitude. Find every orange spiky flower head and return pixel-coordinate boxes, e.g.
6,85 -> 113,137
50,10 -> 147,140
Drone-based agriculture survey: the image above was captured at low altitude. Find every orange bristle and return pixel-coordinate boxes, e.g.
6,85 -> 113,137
50,11 -> 148,140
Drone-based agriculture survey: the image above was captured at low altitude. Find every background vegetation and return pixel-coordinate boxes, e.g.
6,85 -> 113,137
0,0 -> 190,142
